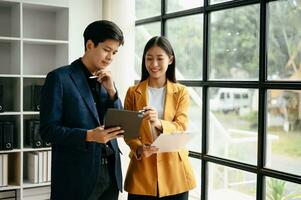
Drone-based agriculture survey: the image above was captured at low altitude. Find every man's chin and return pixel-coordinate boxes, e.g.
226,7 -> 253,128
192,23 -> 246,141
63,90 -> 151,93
97,66 -> 107,70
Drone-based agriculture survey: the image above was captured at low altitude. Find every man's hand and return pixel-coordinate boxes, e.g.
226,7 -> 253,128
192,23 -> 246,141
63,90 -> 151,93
86,126 -> 124,143
94,69 -> 116,98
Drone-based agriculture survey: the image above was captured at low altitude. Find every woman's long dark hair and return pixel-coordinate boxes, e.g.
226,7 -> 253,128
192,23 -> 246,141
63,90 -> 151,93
140,36 -> 176,83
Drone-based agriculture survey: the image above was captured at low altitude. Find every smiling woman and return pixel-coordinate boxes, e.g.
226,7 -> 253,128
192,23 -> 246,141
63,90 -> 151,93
123,36 -> 196,200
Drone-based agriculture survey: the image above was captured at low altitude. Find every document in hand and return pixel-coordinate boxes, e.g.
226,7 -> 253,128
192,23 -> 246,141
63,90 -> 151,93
104,108 -> 144,140
152,132 -> 193,153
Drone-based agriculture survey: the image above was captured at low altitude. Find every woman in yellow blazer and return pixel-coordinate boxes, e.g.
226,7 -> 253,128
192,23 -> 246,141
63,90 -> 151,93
124,36 -> 196,200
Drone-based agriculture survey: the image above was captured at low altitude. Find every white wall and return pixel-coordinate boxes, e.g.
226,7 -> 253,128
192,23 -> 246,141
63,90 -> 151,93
102,1 -> 135,199
68,0 -> 102,62
102,0 -> 136,99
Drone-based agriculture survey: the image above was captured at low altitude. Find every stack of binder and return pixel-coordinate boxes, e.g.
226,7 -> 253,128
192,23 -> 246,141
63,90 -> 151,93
25,120 -> 51,148
27,151 -> 51,184
0,85 -> 3,112
31,85 -> 43,111
0,154 -> 8,187
0,121 -> 14,150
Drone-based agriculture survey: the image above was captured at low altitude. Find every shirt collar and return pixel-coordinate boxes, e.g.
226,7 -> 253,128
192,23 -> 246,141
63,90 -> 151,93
79,58 -> 93,80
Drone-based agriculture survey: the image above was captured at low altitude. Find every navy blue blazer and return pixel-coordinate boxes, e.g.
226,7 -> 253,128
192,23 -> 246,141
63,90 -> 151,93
40,59 -> 123,200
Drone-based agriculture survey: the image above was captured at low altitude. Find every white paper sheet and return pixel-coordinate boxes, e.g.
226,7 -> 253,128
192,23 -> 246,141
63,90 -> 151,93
152,132 -> 194,153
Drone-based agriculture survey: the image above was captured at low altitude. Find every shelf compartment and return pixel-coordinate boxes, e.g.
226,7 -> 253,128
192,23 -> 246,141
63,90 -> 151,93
23,42 -> 68,75
23,78 -> 44,112
0,1 -> 20,38
0,115 -> 21,150
0,152 -> 21,189
0,77 -> 20,112
0,39 -> 20,74
23,3 -> 68,41
23,115 -> 40,149
23,152 -> 51,186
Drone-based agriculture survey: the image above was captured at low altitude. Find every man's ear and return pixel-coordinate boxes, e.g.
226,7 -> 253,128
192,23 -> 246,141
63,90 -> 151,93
85,40 -> 94,51
168,55 -> 174,65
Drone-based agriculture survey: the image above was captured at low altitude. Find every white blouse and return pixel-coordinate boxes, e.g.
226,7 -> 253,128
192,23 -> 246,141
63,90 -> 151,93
147,86 -> 166,140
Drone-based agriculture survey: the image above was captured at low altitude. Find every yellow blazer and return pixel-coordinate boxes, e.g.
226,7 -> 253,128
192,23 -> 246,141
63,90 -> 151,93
124,79 -> 196,197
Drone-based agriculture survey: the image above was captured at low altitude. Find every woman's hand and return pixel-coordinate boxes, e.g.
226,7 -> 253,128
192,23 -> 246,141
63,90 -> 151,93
142,106 -> 162,131
143,106 -> 163,131
137,144 -> 159,158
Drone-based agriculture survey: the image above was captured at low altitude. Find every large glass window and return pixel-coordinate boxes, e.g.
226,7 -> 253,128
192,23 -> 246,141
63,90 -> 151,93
208,88 -> 258,164
209,5 -> 260,80
166,15 -> 203,80
188,87 -> 202,153
135,23 -> 160,75
267,0 -> 301,81
266,89 -> 301,175
135,0 -> 161,20
265,177 -> 301,200
208,163 -> 257,199
135,0 -> 301,199
166,0 -> 203,13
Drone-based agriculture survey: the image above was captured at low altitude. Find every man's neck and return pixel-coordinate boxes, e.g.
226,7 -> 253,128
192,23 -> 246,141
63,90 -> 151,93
81,55 -> 96,74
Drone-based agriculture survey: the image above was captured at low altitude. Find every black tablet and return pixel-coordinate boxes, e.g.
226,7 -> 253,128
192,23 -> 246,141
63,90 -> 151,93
104,108 -> 144,140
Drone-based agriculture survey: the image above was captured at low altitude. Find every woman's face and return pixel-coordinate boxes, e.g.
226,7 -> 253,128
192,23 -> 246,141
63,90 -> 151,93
145,45 -> 173,80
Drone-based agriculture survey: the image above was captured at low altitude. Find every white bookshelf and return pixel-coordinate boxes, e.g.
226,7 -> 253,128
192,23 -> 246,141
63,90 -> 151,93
0,0 -> 69,199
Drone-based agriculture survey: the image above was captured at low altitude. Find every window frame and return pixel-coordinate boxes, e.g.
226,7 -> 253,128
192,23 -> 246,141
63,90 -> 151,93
135,0 -> 301,199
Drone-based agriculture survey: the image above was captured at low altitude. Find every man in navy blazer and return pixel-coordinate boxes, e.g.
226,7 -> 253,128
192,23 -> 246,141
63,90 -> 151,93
40,20 -> 125,200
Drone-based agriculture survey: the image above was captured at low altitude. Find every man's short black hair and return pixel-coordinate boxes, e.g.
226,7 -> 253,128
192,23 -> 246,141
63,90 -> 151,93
83,20 -> 124,49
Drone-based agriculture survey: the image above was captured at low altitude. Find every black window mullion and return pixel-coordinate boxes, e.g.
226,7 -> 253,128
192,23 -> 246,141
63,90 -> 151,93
257,88 -> 266,200
161,0 -> 165,36
202,85 -> 208,200
202,0 -> 209,198
257,0 -> 268,199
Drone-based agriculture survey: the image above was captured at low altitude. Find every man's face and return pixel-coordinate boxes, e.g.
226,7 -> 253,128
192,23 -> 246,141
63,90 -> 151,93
87,39 -> 120,71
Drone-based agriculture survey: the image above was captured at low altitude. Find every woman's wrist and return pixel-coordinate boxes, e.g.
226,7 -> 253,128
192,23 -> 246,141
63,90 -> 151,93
154,119 -> 163,132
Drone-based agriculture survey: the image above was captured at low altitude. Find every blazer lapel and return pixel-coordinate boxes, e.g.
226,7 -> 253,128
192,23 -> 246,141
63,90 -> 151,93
69,62 -> 100,124
135,80 -> 148,109
163,80 -> 178,121
135,80 -> 153,143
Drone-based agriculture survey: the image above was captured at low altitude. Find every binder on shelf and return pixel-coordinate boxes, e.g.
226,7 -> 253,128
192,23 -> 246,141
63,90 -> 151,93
0,85 -> 3,112
2,154 -> 8,186
38,151 -> 43,183
31,85 -> 43,111
26,120 -> 43,148
2,121 -> 14,150
0,154 -> 2,186
0,122 -> 3,150
47,151 -> 51,182
27,152 -> 38,184
43,151 -> 47,182
43,140 -> 51,148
